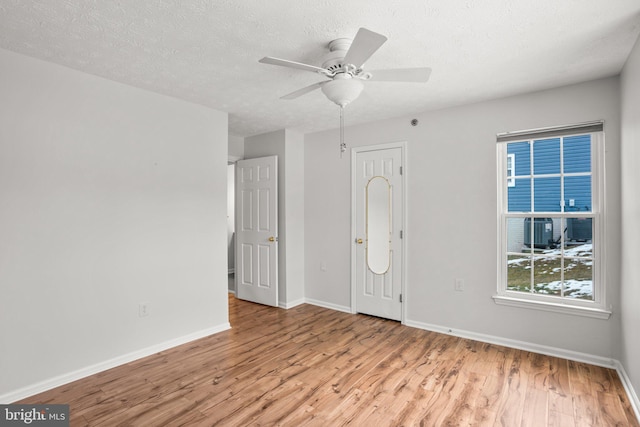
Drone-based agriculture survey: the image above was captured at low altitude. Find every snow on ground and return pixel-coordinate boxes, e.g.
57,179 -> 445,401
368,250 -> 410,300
507,244 -> 592,265
507,244 -> 593,299
534,279 -> 593,298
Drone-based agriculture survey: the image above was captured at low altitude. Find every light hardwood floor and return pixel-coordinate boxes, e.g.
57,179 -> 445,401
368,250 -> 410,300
20,294 -> 638,426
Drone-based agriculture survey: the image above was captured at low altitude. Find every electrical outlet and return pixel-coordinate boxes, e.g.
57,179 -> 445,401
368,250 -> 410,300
455,279 -> 465,292
139,302 -> 150,317
320,261 -> 327,271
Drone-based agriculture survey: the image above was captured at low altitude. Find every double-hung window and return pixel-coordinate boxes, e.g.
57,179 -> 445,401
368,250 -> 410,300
495,121 -> 610,318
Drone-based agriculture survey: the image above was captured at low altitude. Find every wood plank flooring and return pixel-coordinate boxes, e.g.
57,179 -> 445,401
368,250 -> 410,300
19,294 -> 638,426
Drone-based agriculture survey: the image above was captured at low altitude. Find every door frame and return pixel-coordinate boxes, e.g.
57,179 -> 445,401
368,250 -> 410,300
228,155 -> 242,291
351,141 -> 408,323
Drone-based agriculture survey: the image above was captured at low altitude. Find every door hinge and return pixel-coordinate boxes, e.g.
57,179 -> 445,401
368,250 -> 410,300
400,230 -> 403,239
399,293 -> 403,303
400,166 -> 403,175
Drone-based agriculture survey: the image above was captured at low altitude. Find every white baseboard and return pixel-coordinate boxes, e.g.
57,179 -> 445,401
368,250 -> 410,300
613,360 -> 640,422
404,318 -> 617,368
404,318 -> 640,422
279,298 -> 305,309
304,298 -> 352,314
0,323 -> 231,404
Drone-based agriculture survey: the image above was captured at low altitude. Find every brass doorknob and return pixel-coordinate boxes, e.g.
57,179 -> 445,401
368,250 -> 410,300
356,238 -> 363,244
268,236 -> 276,242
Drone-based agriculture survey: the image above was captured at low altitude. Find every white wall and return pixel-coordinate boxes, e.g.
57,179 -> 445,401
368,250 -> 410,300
620,34 -> 640,403
0,49 -> 230,399
244,129 -> 305,307
228,135 -> 245,159
283,130 -> 306,305
305,77 -> 621,358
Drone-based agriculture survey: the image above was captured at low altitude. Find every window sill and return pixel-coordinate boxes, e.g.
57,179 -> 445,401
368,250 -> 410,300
492,295 -> 612,319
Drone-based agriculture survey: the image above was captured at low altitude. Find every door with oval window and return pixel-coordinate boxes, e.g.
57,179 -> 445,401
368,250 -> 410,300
352,144 -> 404,321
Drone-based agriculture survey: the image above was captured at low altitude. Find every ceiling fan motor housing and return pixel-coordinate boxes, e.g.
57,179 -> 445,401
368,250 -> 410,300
322,38 -> 352,73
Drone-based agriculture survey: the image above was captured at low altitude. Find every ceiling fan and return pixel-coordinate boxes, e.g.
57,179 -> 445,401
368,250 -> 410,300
259,27 -> 432,108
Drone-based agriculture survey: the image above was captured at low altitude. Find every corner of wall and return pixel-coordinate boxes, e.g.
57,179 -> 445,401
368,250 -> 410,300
619,29 -> 640,422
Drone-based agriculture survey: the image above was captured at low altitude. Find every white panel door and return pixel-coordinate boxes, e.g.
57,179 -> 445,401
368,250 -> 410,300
353,146 -> 403,321
235,156 -> 278,307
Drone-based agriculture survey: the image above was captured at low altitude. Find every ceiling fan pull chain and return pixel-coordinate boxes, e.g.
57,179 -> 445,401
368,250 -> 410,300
340,106 -> 346,158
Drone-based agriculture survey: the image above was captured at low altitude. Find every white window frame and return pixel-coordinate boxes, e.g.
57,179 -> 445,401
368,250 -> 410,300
494,124 -> 610,319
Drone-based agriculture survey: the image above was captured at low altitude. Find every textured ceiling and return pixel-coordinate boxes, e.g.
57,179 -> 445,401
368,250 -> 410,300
1,0 -> 639,137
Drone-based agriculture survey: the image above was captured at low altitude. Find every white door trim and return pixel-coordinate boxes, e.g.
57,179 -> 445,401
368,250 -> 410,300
351,141 -> 407,323
228,154 -> 242,164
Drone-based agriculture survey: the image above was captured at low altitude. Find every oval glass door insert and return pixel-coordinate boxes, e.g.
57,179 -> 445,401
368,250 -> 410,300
366,176 -> 391,274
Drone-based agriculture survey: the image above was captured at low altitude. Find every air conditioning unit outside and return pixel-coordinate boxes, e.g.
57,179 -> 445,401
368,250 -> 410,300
567,218 -> 592,242
524,218 -> 554,249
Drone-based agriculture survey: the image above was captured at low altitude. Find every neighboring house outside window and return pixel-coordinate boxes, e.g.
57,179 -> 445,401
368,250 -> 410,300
495,122 -> 609,319
507,153 -> 515,187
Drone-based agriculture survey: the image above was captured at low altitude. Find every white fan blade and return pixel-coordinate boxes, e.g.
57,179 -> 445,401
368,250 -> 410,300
343,28 -> 388,68
281,82 -> 324,100
368,67 -> 432,82
259,56 -> 328,74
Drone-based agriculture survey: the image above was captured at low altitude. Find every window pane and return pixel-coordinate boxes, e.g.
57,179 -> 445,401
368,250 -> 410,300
564,135 -> 591,173
564,176 -> 592,213
563,256 -> 593,300
533,254 -> 562,296
564,261 -> 593,301
507,217 -> 527,253
534,177 -> 561,212
507,141 -> 530,176
508,178 -> 531,212
507,254 -> 530,293
533,138 -> 560,175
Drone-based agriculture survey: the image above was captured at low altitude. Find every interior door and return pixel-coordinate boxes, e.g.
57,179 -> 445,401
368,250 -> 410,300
353,146 -> 404,320
235,156 -> 278,307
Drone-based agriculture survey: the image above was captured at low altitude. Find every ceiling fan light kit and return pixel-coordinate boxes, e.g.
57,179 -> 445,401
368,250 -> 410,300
321,74 -> 364,108
259,27 -> 431,155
